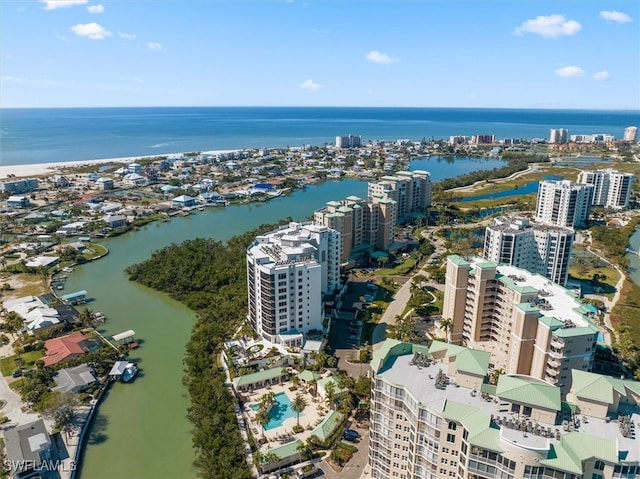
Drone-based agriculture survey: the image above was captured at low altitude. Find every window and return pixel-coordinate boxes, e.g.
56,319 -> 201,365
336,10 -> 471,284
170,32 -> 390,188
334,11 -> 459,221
448,421 -> 457,430
594,460 -> 605,471
446,433 -> 456,443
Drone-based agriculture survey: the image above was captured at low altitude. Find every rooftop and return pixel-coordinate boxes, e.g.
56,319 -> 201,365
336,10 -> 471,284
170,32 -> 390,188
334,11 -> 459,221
375,343 -> 640,464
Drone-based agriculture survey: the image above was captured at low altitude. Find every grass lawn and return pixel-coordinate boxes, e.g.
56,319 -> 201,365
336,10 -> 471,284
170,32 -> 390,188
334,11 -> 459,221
568,265 -> 621,298
0,349 -> 45,377
373,258 -> 417,276
82,243 -> 108,260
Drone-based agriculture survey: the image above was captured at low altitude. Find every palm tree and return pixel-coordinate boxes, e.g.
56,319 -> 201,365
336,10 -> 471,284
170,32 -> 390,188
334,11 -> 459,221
439,317 -> 453,343
291,392 -> 307,428
78,307 -> 95,328
324,381 -> 336,410
255,407 -> 270,437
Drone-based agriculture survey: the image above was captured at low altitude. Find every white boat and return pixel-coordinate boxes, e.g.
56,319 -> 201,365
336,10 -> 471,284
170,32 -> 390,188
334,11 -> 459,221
62,266 -> 74,273
122,363 -> 138,382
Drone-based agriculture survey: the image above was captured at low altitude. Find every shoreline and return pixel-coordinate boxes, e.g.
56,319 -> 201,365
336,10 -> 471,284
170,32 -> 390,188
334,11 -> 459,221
0,149 -> 241,179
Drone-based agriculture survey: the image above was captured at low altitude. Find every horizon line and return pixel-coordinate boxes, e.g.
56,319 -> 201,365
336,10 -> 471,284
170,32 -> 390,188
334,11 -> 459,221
1,105 -> 639,112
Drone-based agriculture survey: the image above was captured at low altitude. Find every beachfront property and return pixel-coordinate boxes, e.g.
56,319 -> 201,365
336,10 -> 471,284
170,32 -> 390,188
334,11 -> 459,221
246,222 -> 341,346
443,255 -> 599,394
2,419 -> 53,478
549,128 -> 568,144
483,216 -> 574,286
535,180 -> 593,229
2,294 -> 80,335
368,338 -> 640,479
578,168 -> 635,210
624,126 -> 638,142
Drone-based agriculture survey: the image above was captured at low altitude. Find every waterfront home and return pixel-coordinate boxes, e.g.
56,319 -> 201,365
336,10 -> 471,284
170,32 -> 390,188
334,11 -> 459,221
2,419 -> 53,478
42,331 -> 93,366
23,307 -> 61,334
197,191 -> 225,206
258,439 -> 304,474
172,194 -> 197,208
25,255 -> 59,269
102,213 -> 127,229
52,363 -> 97,393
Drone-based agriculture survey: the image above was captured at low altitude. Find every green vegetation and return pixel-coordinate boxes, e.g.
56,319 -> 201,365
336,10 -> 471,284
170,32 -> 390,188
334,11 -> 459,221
125,221 -> 289,479
0,350 -> 44,377
610,280 -> 640,379
590,218 -> 640,267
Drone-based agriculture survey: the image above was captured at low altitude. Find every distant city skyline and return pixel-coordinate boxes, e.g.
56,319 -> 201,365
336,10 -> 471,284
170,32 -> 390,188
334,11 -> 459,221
1,0 -> 639,109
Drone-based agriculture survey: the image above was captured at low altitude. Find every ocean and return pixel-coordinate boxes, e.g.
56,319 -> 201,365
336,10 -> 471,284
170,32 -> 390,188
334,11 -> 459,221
1,106 -> 638,166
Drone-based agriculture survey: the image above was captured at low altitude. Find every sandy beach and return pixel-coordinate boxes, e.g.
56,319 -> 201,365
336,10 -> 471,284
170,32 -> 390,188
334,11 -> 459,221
0,149 -> 240,179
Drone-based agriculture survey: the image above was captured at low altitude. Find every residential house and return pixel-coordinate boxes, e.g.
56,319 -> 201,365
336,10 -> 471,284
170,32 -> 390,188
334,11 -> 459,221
2,419 -> 52,478
172,195 -> 197,208
101,214 -> 127,229
42,331 -> 93,366
52,363 -> 97,393
95,177 -> 114,190
7,196 -> 30,208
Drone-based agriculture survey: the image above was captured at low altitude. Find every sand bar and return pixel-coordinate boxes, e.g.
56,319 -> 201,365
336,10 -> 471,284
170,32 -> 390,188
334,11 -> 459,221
0,149 -> 240,179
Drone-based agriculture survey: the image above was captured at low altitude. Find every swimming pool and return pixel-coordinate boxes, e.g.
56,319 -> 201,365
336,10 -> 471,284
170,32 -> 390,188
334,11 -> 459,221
249,392 -> 302,430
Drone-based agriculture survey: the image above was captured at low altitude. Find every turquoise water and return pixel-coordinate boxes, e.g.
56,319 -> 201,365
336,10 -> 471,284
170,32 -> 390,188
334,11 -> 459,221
2,107 -> 637,165
249,392 -> 301,430
458,175 -> 563,203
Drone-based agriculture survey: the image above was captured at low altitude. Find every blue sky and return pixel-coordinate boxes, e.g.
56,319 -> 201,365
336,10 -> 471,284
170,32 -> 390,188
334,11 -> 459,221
1,0 -> 639,109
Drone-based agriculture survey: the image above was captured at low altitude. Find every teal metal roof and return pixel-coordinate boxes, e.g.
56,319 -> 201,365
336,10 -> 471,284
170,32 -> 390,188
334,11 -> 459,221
495,375 -> 561,411
232,367 -> 286,388
310,411 -> 344,441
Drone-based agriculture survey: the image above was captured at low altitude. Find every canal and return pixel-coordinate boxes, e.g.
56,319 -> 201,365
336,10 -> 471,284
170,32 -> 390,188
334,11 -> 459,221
71,156 -> 505,479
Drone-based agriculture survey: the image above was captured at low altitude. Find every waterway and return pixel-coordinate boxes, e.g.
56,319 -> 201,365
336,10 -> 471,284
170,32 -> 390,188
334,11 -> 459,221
70,156 -> 509,478
628,226 -> 640,287
456,175 -> 563,203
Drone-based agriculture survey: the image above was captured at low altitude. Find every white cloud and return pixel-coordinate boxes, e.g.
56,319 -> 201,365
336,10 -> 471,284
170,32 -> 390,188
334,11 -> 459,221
87,4 -> 104,13
513,14 -> 582,38
555,66 -> 585,78
118,32 -> 136,40
41,0 -> 87,10
70,22 -> 111,40
593,71 -> 610,80
1,76 -> 23,82
365,50 -> 396,65
299,79 -> 321,90
148,42 -> 162,50
599,11 -> 633,24
5,54 -> 12,59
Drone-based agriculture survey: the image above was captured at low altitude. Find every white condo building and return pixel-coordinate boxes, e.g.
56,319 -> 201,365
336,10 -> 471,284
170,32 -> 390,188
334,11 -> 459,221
624,126 -> 638,142
246,222 -> 341,346
483,216 -> 574,286
549,128 -> 568,144
578,169 -> 635,209
443,255 -> 599,395
335,135 -> 362,148
535,180 -> 593,228
369,338 -> 640,479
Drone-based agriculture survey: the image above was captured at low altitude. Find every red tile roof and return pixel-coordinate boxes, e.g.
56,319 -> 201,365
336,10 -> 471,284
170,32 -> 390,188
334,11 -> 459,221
43,331 -> 90,367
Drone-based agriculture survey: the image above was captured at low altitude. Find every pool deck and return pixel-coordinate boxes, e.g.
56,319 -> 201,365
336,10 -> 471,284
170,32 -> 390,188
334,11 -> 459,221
243,382 -> 330,450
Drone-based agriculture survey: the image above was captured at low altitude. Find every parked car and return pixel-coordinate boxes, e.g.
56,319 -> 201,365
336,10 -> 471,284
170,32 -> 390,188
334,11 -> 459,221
343,429 -> 359,441
11,369 -> 22,378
